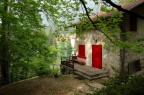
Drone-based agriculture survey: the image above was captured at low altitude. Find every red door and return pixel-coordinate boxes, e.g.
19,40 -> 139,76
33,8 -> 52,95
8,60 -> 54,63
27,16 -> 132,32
92,45 -> 102,69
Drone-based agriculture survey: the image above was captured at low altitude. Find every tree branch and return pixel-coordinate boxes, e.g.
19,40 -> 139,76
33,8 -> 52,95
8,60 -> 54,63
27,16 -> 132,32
104,0 -> 144,20
79,0 -> 117,45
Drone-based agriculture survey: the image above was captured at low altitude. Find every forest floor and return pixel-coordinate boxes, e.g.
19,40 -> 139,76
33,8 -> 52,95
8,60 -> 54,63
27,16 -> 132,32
0,74 -> 106,95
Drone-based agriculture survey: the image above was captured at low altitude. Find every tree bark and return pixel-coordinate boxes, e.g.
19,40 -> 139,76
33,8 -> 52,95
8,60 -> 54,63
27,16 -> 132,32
0,0 -> 11,85
119,20 -> 127,77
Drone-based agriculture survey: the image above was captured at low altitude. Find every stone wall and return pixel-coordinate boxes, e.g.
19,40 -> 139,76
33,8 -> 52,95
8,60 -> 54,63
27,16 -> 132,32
76,30 -> 121,75
123,4 -> 144,70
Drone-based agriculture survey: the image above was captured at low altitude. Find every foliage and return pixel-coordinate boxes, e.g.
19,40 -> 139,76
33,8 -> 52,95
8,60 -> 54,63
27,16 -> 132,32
0,0 -> 83,84
57,35 -> 72,57
118,0 -> 135,4
10,30 -> 59,81
52,67 -> 60,75
75,12 -> 123,49
91,74 -> 144,95
0,0 -> 77,83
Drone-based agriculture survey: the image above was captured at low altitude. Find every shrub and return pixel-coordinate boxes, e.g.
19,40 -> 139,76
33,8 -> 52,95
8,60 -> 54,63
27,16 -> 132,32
35,63 -> 52,76
92,74 -> 144,95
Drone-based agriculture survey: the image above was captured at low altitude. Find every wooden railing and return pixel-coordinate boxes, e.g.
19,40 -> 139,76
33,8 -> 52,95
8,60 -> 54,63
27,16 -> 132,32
61,55 -> 87,70
61,57 -> 74,70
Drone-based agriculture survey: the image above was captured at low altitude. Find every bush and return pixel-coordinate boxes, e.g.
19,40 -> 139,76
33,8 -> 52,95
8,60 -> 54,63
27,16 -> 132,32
35,63 -> 52,76
92,74 -> 144,95
37,66 -> 51,76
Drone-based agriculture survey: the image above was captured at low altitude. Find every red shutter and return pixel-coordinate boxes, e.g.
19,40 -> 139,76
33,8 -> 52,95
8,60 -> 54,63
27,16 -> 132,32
78,45 -> 86,59
130,15 -> 137,31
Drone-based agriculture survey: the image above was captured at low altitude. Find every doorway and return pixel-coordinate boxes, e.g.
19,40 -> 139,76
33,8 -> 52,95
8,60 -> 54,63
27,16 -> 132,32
92,45 -> 102,69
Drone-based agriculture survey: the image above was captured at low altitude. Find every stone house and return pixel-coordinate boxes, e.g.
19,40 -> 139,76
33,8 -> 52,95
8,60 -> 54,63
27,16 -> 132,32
74,0 -> 144,75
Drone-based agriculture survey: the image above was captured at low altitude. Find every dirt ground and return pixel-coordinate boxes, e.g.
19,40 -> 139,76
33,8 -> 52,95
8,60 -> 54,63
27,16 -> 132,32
0,74 -> 105,95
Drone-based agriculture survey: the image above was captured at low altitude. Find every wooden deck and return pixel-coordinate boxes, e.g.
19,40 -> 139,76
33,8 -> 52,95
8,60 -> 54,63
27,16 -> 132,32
61,58 -> 109,80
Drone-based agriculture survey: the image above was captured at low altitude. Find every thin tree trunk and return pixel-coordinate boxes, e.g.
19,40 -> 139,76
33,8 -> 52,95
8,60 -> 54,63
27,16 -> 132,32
120,47 -> 126,76
25,67 -> 29,79
0,0 -> 11,85
119,21 -> 127,78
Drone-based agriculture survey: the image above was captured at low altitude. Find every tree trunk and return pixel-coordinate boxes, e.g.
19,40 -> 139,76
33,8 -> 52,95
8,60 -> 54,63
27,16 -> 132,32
119,21 -> 127,78
120,47 -> 126,76
0,0 -> 11,86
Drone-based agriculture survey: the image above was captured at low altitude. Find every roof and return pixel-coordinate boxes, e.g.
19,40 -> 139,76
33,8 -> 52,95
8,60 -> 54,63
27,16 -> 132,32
69,0 -> 144,27
122,0 -> 144,10
90,0 -> 144,20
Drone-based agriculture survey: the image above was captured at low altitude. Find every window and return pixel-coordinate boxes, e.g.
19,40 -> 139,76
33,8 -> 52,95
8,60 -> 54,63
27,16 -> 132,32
78,45 -> 86,59
130,15 -> 137,31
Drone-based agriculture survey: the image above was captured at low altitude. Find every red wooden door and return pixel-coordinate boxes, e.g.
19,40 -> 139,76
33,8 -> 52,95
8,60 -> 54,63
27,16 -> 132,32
92,45 -> 102,69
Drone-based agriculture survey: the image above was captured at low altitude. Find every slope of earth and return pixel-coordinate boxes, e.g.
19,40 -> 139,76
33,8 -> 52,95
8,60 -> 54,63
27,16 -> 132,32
0,74 -> 105,95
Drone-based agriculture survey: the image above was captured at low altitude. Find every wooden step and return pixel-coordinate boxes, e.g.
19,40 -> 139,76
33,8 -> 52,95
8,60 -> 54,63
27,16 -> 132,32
74,66 -> 108,76
74,70 -> 109,80
74,71 -> 93,80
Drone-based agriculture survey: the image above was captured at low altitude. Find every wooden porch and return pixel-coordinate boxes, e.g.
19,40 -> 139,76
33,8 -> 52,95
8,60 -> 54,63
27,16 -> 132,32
61,57 -> 109,80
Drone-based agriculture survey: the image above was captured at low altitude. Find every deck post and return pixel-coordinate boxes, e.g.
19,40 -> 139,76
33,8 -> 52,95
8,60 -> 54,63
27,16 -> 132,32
72,60 -> 74,71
